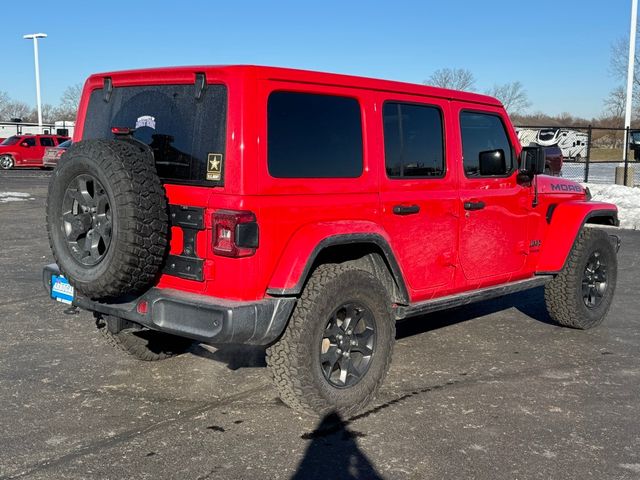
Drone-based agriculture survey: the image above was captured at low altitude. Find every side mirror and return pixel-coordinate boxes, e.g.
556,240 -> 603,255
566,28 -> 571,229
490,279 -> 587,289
519,146 -> 546,177
478,149 -> 507,176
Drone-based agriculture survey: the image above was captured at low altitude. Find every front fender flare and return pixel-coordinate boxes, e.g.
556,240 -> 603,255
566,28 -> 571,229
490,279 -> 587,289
536,201 -> 618,273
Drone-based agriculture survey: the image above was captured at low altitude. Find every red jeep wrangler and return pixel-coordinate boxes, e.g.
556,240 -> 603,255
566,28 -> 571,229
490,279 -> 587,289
44,66 -> 619,416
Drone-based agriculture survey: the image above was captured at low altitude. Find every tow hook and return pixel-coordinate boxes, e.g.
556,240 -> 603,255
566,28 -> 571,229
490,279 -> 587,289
63,305 -> 79,315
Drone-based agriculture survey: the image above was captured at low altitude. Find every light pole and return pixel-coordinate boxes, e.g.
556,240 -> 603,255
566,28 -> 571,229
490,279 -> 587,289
23,33 -> 47,131
624,0 -> 638,148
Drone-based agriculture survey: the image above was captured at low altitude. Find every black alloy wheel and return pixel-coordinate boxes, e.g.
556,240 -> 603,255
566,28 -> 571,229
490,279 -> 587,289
320,302 -> 376,388
62,174 -> 113,266
582,251 -> 608,309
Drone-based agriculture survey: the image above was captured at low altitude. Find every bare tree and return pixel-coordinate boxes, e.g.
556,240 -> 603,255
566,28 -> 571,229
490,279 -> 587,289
0,91 -> 9,114
24,104 -> 56,124
607,32 -> 640,118
485,81 -> 531,115
2,100 -> 31,121
55,83 -> 82,120
425,68 -> 476,91
603,85 -> 626,118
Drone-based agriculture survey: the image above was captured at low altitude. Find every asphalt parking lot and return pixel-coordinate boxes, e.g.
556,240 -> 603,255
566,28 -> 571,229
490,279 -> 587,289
1,169 -> 639,480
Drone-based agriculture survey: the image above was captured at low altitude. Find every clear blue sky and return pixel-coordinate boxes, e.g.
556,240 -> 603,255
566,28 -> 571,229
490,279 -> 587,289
2,0 -> 633,118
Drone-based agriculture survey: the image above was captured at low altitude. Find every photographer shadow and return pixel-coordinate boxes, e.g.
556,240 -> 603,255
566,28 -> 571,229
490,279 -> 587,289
292,411 -> 383,480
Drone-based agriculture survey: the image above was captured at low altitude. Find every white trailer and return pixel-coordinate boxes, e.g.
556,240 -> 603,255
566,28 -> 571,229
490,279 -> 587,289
0,121 -> 74,140
516,128 -> 588,160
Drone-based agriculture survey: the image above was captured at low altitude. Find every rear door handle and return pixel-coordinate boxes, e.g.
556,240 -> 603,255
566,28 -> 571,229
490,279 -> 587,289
463,200 -> 485,211
393,204 -> 420,215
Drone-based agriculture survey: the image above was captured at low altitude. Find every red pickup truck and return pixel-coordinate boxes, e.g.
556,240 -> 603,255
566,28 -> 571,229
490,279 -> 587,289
43,65 -> 619,416
0,134 -> 69,169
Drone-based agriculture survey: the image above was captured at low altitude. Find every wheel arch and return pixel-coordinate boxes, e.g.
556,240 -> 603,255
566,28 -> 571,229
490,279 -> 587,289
266,233 -> 409,305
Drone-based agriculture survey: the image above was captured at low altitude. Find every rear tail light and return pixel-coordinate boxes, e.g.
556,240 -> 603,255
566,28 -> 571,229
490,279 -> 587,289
212,210 -> 258,257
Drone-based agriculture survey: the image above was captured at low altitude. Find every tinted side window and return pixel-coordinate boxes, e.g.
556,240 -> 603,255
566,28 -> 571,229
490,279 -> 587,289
268,92 -> 363,178
40,137 -> 55,147
460,112 -> 514,177
383,102 -> 444,178
23,137 -> 36,147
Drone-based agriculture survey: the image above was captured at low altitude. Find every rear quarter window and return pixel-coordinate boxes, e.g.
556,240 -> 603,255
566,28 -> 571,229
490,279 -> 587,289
267,91 -> 363,178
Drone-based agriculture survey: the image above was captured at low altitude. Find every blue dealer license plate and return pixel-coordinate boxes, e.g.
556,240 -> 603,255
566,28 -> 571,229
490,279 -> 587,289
51,275 -> 74,304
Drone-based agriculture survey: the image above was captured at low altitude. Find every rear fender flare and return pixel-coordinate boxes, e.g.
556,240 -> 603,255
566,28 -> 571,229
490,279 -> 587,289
266,222 -> 409,303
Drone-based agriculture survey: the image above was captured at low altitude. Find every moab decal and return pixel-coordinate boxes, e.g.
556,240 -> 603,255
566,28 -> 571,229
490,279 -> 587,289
550,183 -> 582,193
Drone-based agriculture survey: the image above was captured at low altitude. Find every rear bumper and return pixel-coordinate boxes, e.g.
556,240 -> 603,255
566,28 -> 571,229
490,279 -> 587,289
42,264 -> 295,345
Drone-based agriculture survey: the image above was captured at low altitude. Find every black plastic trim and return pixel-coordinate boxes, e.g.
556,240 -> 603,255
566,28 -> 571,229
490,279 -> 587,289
266,233 -> 409,303
236,222 -> 259,248
395,275 -> 553,320
195,72 -> 207,100
103,77 -> 112,103
169,205 -> 205,230
165,255 -> 203,281
546,203 -> 558,224
43,264 -> 295,345
165,205 -> 205,281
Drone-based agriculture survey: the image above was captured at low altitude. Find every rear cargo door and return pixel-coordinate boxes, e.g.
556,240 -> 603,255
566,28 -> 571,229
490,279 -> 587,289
82,80 -> 229,293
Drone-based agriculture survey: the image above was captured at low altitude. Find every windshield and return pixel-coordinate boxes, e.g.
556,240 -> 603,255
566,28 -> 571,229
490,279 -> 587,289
58,140 -> 72,148
0,136 -> 20,146
83,83 -> 227,185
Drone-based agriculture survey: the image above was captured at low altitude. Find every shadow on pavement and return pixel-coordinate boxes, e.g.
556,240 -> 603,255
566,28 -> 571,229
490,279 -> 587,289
292,411 -> 383,480
189,344 -> 267,370
396,286 -> 556,340
187,288 -> 557,370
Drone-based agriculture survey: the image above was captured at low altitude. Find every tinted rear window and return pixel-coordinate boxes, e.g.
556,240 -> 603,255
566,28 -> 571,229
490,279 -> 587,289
83,84 -> 227,185
267,92 -> 363,178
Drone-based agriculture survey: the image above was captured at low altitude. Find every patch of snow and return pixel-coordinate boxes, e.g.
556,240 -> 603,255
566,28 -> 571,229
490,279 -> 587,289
0,192 -> 31,198
0,191 -> 34,203
583,183 -> 640,230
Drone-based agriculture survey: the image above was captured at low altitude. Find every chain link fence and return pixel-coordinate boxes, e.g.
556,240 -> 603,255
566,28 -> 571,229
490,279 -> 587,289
515,125 -> 640,187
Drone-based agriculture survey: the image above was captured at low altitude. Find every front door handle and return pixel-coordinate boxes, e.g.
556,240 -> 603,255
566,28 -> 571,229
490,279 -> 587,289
463,200 -> 486,211
393,204 -> 420,215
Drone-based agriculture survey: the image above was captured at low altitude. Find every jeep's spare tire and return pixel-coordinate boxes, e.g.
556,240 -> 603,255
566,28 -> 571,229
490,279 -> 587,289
47,139 -> 169,300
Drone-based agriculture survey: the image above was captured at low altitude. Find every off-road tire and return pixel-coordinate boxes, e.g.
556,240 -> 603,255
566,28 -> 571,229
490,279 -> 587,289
545,227 -> 617,329
266,263 -> 395,416
47,139 -> 168,300
97,315 -> 192,361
